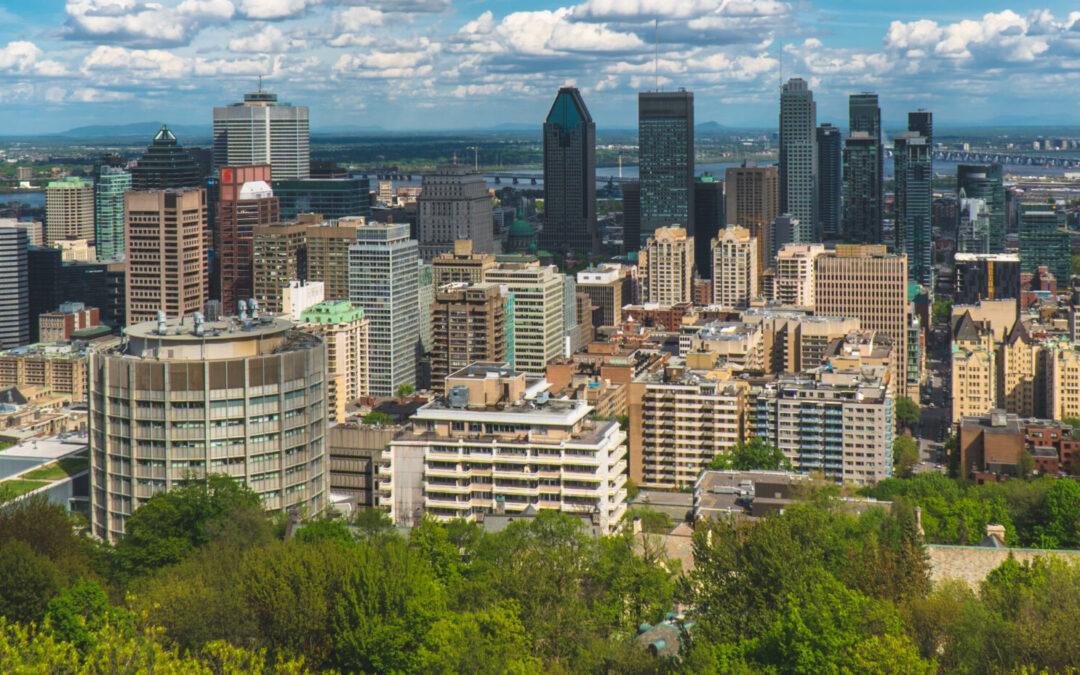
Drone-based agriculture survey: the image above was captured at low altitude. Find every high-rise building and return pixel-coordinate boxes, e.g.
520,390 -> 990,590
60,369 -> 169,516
908,110 -> 933,143
483,261 -> 565,376
307,217 -> 366,302
417,165 -> 494,261
213,90 -> 310,180
347,222 -> 420,398
693,174 -> 724,278
621,181 -> 641,255
894,125 -> 933,289
638,227 -> 694,305
954,253 -> 1021,305
89,315 -> 328,542
251,222 -> 307,314
711,226 -> 758,308
725,161 -> 778,276
957,164 -> 1006,253
45,178 -> 94,246
432,239 -> 496,286
637,91 -> 694,246
849,93 -> 882,140
94,166 -> 131,261
562,275 -> 580,355
430,283 -> 507,392
28,249 -> 123,337
541,87 -> 597,255
774,243 -> 825,308
576,264 -> 635,328
124,189 -> 208,324
0,227 -> 29,349
129,125 -> 203,190
215,165 -> 280,314
272,178 -> 372,221
299,301 -> 370,423
815,245 -> 910,398
842,133 -> 882,244
778,78 -> 817,240
816,123 -> 842,240
956,197 -> 990,254
1018,202 -> 1070,285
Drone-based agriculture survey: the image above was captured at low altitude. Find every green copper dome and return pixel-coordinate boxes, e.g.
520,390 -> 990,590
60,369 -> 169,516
509,219 -> 534,237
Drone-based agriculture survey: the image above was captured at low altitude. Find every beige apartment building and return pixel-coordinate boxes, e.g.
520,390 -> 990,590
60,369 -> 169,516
951,312 -> 999,424
298,301 -> 370,423
740,308 -> 860,375
774,243 -> 825,308
711,226 -> 758,308
638,227 -> 694,305
45,178 -> 94,246
483,261 -> 564,376
432,239 -> 496,286
576,264 -> 635,328
430,283 -> 507,392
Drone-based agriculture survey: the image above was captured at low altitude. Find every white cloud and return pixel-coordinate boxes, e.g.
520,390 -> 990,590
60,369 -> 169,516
229,24 -> 305,52
237,0 -> 314,20
0,42 -> 68,76
63,0 -> 234,46
45,86 -> 134,103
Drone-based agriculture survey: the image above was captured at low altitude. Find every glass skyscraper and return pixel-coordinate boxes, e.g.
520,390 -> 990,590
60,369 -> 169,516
894,117 -> 933,290
541,87 -> 597,255
1018,202 -> 1070,285
637,91 -> 694,248
816,123 -> 841,240
779,78 -> 817,242
843,93 -> 882,244
94,166 -> 131,262
957,164 -> 1005,253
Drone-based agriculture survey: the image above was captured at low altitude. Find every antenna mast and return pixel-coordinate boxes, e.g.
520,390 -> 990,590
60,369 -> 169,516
654,19 -> 659,91
258,74 -> 262,92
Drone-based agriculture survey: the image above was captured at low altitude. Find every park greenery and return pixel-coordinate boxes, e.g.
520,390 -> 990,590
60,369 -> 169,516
896,396 -> 922,431
1,471 -> 1080,672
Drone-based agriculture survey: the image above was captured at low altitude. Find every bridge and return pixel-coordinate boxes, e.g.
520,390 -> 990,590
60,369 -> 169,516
883,148 -> 1080,169
482,173 -> 634,186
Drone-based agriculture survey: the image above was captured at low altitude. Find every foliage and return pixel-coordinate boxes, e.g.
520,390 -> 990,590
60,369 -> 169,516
294,519 -> 356,547
932,299 -> 955,326
361,411 -> 395,426
396,383 -> 415,399
0,540 -> 62,625
629,507 -> 673,534
46,579 -> 134,651
704,436 -> 792,472
894,435 -> 921,478
896,396 -> 921,430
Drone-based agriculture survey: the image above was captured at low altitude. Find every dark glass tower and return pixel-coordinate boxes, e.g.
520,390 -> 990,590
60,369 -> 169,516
621,182 -> 641,254
130,125 -> 204,190
958,164 -> 1006,253
843,93 -> 882,244
894,122 -> 933,290
541,87 -> 597,255
816,123 -> 841,240
637,91 -> 694,247
779,78 -> 817,242
908,110 -> 933,144
693,174 -> 724,277
1018,202 -> 1069,284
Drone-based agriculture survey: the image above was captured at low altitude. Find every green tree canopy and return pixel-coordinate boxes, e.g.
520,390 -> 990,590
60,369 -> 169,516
361,411 -> 395,426
705,437 -> 793,472
894,435 -> 921,478
896,396 -> 921,431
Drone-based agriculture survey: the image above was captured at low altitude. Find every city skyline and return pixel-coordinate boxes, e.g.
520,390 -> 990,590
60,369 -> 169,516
1,2 -> 1079,133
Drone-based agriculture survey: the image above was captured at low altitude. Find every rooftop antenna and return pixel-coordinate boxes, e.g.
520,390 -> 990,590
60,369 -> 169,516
654,18 -> 659,91
258,74 -> 262,92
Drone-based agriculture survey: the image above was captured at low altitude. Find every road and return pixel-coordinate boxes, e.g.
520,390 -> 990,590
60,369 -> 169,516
914,324 -> 951,475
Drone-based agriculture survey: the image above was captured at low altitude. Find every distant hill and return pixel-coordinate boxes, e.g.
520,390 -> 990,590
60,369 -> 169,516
55,122 -> 211,139
695,121 -> 727,132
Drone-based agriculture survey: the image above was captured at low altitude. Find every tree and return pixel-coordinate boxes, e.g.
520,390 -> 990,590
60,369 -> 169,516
932,299 -> 954,326
628,507 -> 673,534
0,540 -> 62,625
396,383 -> 415,401
294,520 -> 356,548
361,411 -> 395,426
705,437 -> 792,472
896,396 -> 921,431
894,436 -> 921,478
46,579 -> 134,652
1037,479 -> 1080,548
1017,448 -> 1036,479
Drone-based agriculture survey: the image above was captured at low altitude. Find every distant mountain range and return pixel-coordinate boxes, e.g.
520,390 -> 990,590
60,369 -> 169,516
54,122 -> 212,139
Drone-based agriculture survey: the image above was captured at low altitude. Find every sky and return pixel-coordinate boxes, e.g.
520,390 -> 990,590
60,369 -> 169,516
1,0 -> 1080,134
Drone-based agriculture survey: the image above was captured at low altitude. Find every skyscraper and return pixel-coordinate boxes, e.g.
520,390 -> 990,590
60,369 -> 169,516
45,177 -> 94,246
1018,202 -> 1069,285
0,226 -> 29,349
215,165 -> 280,314
842,93 -> 882,244
711,226 -> 758,308
621,182 -> 641,254
417,165 -> 494,262
638,227 -> 694,305
130,125 -> 203,190
541,87 -> 597,255
957,164 -> 1006,253
894,118 -> 933,289
778,78 -> 817,240
908,110 -> 933,143
693,174 -> 724,278
431,283 -> 507,392
347,222 -> 420,397
816,123 -> 842,240
637,91 -> 694,246
94,166 -> 131,262
213,89 -> 310,180
483,262 -> 564,376
725,161 -> 778,276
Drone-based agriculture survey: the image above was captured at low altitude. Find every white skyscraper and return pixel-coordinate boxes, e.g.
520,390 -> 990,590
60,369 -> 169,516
0,226 -> 28,349
213,90 -> 310,179
348,222 -> 420,397
779,78 -> 818,243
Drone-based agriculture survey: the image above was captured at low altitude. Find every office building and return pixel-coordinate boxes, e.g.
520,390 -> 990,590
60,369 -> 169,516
124,189 -> 208,323
816,123 -> 842,240
0,219 -> 41,248
380,363 -> 627,532
0,343 -> 88,403
894,125 -> 933,289
0,227 -> 28,349
213,89 -> 310,179
815,245 -> 910,398
842,133 -> 882,244
778,78 -> 817,239
1018,202 -> 1069,285
432,239 -> 496,286
299,301 -> 369,423
621,181 -> 641,254
637,91 -> 694,245
272,178 -> 372,221
328,423 -> 400,509
693,174 -> 724,278
129,125 -> 203,190
541,87 -> 597,255
28,249 -> 122,337
956,197 -> 991,254
483,261 -> 564,376
774,243 -> 825,308
711,226 -> 758,308
638,227 -> 694,305
39,302 -> 99,344
576,264 -> 634,328
958,164 -> 1006,253
347,222 -> 420,398
430,283 -> 507,392
215,165 -> 279,314
908,110 -> 933,143
88,315 -> 328,542
417,165 -> 494,261
251,222 -> 307,314
954,253 -> 1021,305
282,280 -> 324,320
562,275 -> 580,355
45,178 -> 94,246
725,161 -> 778,275
94,166 -> 131,261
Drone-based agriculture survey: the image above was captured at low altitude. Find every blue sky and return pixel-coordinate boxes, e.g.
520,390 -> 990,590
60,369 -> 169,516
1,0 -> 1080,134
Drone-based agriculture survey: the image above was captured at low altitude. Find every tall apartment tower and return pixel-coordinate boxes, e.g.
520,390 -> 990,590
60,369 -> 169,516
0,227 -> 29,349
215,165 -> 280,314
778,78 -> 817,241
957,164 -> 1006,253
483,262 -> 564,376
725,161 -> 779,276
347,222 -> 420,398
638,227 -> 694,305
637,91 -> 694,247
774,243 -> 825,308
1018,202 -> 1070,284
298,300 -> 370,424
213,90 -> 310,180
94,166 -> 131,261
430,283 -> 507,392
417,165 -> 494,262
711,226 -> 758,308
130,125 -> 203,190
693,174 -> 724,278
814,245 -> 910,398
541,87 -> 597,255
842,92 -> 882,244
894,122 -> 933,290
45,178 -> 94,246
124,189 -> 208,324
816,124 -> 842,240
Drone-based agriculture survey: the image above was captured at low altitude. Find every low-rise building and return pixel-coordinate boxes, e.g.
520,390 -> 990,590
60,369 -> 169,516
38,302 -> 100,344
0,343 -> 92,403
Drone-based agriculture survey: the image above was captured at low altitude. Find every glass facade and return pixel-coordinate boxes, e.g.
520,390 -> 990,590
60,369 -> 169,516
637,91 -> 694,247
